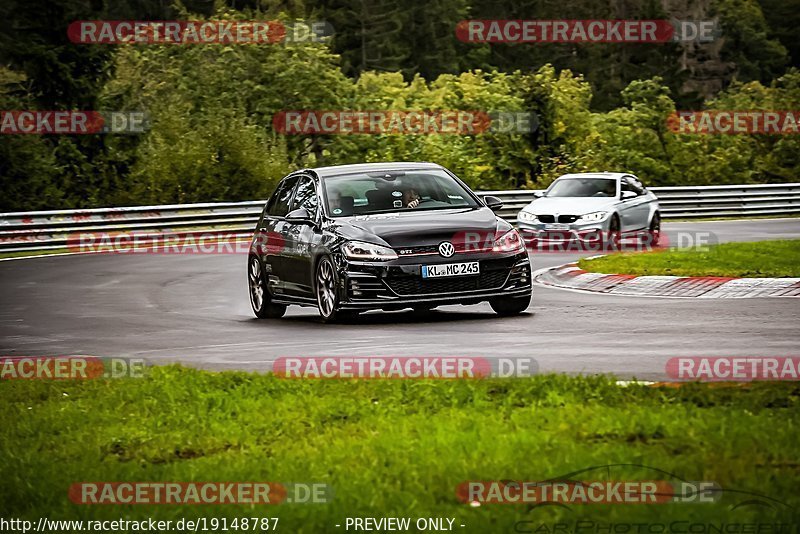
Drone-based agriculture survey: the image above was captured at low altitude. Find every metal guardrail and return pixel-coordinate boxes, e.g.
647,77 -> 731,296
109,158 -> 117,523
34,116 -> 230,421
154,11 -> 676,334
1,183 -> 798,253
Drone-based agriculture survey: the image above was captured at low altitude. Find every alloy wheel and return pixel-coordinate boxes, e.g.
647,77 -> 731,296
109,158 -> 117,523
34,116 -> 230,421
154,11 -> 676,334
316,258 -> 337,318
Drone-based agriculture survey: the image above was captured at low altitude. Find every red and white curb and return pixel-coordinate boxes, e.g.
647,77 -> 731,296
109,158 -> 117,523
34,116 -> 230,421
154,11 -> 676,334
533,262 -> 800,298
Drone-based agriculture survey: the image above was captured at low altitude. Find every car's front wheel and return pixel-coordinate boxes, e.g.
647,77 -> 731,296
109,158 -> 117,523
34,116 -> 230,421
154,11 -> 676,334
490,294 -> 531,316
315,256 -> 344,323
648,213 -> 661,246
248,256 -> 286,319
603,214 -> 621,250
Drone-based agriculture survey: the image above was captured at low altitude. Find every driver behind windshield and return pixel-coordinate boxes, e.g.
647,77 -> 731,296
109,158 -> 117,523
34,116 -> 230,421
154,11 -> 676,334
403,187 -> 421,208
595,179 -> 617,197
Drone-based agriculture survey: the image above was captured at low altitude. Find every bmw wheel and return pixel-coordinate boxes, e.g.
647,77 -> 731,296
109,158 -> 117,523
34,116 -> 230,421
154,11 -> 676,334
648,213 -> 661,246
248,256 -> 286,319
604,215 -> 621,251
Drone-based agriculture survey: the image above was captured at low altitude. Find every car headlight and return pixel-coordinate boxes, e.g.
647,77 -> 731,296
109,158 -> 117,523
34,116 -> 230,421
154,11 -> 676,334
492,229 -> 526,254
341,240 -> 398,261
578,211 -> 608,222
518,210 -> 539,223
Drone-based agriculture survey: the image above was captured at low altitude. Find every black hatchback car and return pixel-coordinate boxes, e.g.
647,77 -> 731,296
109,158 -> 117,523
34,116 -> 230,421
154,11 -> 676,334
247,162 -> 532,322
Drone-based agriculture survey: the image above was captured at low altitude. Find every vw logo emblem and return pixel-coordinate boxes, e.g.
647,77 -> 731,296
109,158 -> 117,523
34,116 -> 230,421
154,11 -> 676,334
438,241 -> 455,258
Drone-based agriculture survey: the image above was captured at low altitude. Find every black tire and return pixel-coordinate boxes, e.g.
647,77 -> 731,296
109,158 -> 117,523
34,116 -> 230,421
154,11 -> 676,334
647,213 -> 661,246
248,256 -> 286,319
315,256 -> 344,323
603,215 -> 621,251
490,293 -> 531,316
412,305 -> 437,316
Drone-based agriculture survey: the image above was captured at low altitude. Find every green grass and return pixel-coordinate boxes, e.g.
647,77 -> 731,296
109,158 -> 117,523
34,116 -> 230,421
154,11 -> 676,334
579,239 -> 800,278
1,366 -> 798,531
667,213 -> 800,222
0,248 -> 72,259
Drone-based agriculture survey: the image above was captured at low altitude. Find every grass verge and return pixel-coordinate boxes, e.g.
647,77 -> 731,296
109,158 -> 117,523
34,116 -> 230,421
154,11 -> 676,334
0,248 -> 72,260
1,366 -> 798,531
578,239 -> 800,277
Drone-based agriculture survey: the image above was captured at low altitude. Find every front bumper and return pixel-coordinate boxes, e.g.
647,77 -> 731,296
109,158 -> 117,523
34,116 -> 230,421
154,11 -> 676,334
335,251 -> 531,310
517,220 -> 607,243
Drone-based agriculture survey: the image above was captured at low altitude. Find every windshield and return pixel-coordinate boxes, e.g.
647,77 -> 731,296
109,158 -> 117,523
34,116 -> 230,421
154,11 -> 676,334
322,170 -> 480,217
547,177 -> 618,197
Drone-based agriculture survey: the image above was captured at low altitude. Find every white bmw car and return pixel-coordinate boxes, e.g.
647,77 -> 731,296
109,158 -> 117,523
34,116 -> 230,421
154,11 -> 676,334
516,172 -> 661,247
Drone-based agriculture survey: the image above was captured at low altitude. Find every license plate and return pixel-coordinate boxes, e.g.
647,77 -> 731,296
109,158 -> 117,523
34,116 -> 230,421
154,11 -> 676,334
421,262 -> 480,279
545,223 -> 570,230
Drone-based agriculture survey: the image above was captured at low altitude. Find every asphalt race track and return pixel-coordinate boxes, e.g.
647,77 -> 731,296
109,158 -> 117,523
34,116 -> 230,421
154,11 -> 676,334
1,218 -> 798,380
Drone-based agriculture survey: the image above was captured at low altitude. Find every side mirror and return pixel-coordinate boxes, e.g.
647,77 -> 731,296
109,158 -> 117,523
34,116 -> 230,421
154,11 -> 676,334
286,207 -> 314,224
532,191 -> 544,198
621,191 -> 637,200
483,195 -> 503,211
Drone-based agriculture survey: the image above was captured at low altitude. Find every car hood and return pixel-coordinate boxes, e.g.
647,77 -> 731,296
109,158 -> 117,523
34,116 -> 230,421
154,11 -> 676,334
331,207 -> 509,248
524,196 -> 618,215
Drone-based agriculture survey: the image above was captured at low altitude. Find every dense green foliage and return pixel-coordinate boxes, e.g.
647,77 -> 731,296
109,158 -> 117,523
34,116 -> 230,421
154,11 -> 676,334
1,366 -> 798,527
1,0 -> 799,210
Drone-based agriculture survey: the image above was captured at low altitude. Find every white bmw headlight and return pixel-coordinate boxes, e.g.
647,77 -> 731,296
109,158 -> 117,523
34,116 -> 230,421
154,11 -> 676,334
342,240 -> 398,261
518,211 -> 539,223
578,211 -> 608,222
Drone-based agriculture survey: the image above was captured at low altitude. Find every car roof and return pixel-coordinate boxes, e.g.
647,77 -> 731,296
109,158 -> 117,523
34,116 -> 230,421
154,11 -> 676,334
302,161 -> 444,178
556,172 -> 631,180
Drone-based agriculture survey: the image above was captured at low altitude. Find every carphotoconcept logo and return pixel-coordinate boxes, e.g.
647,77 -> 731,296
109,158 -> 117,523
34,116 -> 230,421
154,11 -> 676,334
68,20 -> 333,45
456,19 -> 719,43
272,356 -> 537,378
0,111 -> 148,134
272,110 -> 537,135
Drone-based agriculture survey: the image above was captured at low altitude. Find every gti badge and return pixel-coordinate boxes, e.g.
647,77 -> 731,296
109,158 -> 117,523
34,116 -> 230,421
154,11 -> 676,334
438,241 -> 455,258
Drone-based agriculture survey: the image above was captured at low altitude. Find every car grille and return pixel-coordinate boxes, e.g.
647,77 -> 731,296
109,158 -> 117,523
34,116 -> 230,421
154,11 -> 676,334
385,270 -> 509,296
535,215 -> 579,223
397,243 -> 493,256
538,230 -> 575,240
397,245 -> 439,256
